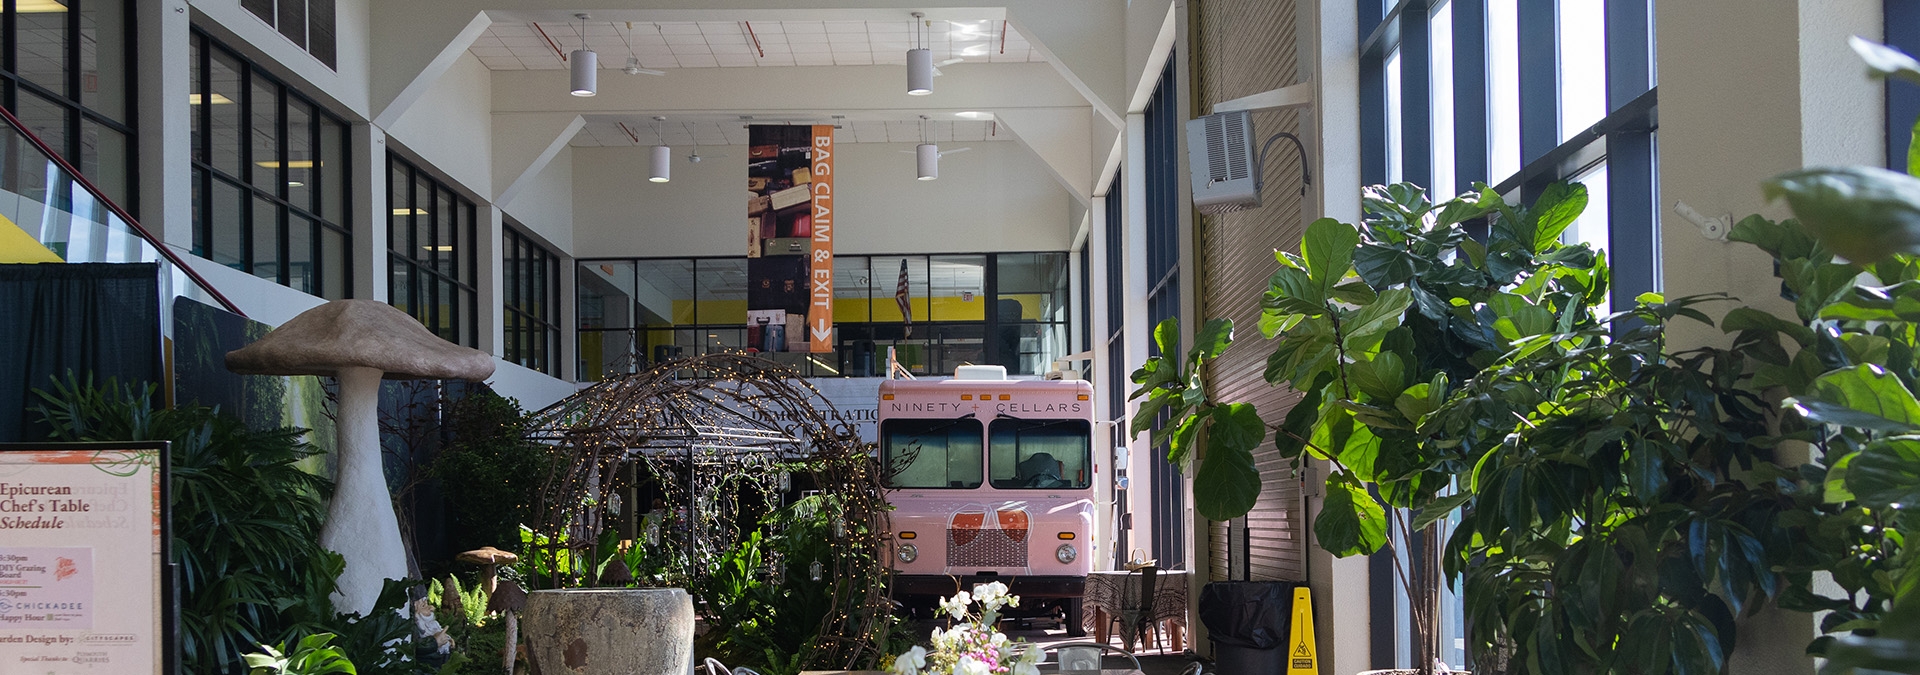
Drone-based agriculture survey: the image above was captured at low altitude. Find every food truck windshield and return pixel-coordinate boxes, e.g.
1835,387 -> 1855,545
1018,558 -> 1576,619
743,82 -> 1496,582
882,416 -> 1091,491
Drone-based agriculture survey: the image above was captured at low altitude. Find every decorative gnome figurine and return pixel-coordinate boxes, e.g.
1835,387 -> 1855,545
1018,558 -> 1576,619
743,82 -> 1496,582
411,591 -> 454,666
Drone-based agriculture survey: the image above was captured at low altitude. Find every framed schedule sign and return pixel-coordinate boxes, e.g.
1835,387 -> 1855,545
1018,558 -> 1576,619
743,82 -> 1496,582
0,443 -> 171,674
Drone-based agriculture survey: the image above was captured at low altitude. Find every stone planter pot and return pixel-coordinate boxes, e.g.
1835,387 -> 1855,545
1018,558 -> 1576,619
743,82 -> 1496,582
521,588 -> 695,675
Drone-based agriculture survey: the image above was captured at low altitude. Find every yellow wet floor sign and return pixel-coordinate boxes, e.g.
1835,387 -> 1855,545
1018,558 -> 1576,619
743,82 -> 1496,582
1288,587 -> 1318,674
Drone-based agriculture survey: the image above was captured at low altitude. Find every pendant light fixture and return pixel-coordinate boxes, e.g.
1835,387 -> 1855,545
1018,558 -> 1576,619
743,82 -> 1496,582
906,12 -> 932,96
649,116 -> 670,183
916,116 -> 937,180
569,13 -> 597,97
907,115 -> 971,180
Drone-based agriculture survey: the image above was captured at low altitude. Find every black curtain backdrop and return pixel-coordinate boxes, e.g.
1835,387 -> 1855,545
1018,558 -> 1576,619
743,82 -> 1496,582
0,263 -> 162,442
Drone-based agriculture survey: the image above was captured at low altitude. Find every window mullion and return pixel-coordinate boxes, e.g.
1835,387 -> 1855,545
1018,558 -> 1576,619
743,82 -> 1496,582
1515,0 -> 1559,187
1452,0 -> 1489,193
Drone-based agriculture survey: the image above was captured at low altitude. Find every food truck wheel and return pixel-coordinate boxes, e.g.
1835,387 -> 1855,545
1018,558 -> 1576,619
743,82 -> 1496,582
1064,597 -> 1086,637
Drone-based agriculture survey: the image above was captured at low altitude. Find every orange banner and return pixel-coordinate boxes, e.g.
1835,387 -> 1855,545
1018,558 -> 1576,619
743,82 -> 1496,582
807,125 -> 835,353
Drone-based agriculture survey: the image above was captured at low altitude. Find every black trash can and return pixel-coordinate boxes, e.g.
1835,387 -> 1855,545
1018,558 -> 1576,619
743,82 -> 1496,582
1198,581 -> 1301,674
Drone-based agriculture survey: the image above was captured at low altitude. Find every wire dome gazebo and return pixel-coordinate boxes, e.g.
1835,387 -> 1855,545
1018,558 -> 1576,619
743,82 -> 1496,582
520,352 -> 892,669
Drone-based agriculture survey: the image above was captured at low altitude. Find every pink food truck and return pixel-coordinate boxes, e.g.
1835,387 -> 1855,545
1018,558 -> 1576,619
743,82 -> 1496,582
880,364 -> 1097,636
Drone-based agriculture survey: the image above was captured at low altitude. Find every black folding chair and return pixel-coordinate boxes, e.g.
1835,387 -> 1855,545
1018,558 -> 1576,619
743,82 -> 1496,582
1104,566 -> 1161,652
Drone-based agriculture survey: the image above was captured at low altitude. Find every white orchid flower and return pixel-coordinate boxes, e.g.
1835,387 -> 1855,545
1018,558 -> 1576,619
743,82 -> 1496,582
890,646 -> 928,675
940,590 -> 973,620
953,655 -> 991,675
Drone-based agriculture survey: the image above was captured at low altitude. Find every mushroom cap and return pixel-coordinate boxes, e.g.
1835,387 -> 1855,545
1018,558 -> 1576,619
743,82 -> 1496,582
488,580 -> 529,613
455,546 -> 520,565
225,300 -> 495,380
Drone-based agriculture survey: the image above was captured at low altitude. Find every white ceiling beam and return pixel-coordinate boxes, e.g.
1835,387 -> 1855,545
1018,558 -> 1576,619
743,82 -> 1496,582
994,108 -> 1093,205
493,113 -> 587,207
489,61 -> 1088,116
370,9 -> 493,128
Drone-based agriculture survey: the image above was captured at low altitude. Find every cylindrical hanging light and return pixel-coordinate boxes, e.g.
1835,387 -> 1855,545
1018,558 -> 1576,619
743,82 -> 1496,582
650,144 -> 672,182
907,48 -> 933,96
570,49 -> 597,96
906,13 -> 932,96
917,143 -> 939,181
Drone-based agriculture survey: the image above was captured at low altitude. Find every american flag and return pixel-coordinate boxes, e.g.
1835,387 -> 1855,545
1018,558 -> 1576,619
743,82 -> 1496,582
895,258 -> 913,337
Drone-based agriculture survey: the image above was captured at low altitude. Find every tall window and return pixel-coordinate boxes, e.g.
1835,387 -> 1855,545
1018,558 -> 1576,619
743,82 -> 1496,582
240,0 -> 337,69
190,31 -> 351,299
1357,0 -> 1657,667
388,152 -> 478,346
504,225 -> 561,376
1142,55 -> 1185,571
0,0 -> 136,211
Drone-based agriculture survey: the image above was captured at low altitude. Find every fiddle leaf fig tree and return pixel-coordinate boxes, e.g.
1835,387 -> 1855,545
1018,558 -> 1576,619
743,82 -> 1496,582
1131,180 -> 1604,672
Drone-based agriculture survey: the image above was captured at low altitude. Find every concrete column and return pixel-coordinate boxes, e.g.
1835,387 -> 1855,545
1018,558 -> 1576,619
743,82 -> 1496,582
1122,112 -> 1151,564
559,253 -> 579,382
1088,194 -> 1116,566
137,0 -> 192,249
1657,1 -> 1882,672
353,125 -> 389,302
1306,0 -> 1374,670
480,205 -> 505,357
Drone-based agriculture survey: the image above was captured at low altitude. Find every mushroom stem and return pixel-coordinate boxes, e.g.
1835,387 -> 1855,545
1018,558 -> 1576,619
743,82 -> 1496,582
503,611 -> 519,674
318,365 -> 412,614
481,564 -> 498,596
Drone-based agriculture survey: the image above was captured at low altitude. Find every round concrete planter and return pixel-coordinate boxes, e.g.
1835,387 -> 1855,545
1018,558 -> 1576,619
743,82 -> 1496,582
521,588 -> 695,675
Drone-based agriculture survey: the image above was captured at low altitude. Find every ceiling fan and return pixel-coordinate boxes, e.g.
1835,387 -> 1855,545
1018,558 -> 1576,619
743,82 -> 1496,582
619,22 -> 667,76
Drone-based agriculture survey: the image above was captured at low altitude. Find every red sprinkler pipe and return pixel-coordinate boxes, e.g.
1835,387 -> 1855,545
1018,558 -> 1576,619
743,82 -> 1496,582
532,22 -> 567,61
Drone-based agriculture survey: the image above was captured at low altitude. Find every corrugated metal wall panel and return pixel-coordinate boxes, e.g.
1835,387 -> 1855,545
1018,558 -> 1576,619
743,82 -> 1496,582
1193,0 -> 1309,583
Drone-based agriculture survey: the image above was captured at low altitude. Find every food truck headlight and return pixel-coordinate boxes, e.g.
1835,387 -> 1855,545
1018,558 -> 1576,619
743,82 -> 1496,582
1056,543 -> 1078,564
897,543 -> 919,563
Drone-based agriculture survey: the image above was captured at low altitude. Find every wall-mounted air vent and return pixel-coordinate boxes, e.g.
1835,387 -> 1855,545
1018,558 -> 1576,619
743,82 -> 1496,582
1186,110 -> 1260,214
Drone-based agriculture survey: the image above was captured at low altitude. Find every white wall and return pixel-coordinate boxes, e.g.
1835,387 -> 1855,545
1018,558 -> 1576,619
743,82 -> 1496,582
570,141 -> 1073,258
386,52 -> 495,200
501,146 -> 575,253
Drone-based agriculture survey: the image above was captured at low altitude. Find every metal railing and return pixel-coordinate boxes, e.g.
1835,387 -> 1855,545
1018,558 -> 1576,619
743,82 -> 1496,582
0,104 -> 245,317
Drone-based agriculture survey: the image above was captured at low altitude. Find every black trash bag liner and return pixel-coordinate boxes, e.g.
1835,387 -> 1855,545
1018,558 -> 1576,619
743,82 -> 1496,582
1198,580 -> 1300,650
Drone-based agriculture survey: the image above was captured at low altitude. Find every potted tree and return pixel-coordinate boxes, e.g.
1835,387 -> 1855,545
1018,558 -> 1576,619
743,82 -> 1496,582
1134,180 -> 1606,673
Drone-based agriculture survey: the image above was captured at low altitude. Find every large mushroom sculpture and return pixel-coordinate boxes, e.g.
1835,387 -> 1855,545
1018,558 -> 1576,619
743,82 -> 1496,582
227,299 -> 494,614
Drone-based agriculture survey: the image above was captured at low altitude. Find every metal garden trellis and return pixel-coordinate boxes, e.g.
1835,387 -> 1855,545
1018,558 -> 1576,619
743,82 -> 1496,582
520,353 -> 894,669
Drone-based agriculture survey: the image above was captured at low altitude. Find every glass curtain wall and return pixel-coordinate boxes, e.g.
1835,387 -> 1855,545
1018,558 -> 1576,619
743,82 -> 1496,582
1358,0 -> 1657,668
189,30 -> 351,299
0,0 -> 135,214
504,224 -> 562,376
387,151 -> 478,346
575,252 -> 1070,380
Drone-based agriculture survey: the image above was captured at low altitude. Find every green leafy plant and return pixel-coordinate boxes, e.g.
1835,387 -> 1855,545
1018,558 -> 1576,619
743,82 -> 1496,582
1132,180 -> 1605,670
35,376 -> 443,675
245,633 -> 357,675
432,388 -> 556,568
34,374 -> 342,674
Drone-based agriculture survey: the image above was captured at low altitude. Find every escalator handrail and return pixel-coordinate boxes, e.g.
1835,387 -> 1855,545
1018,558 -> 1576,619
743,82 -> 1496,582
0,103 -> 246,317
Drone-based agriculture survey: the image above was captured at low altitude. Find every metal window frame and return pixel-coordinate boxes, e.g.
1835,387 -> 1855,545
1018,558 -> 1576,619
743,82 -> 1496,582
0,0 -> 140,214
239,0 -> 339,71
189,30 -> 352,300
574,251 -> 1075,379
504,223 -> 564,377
387,151 -> 479,347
